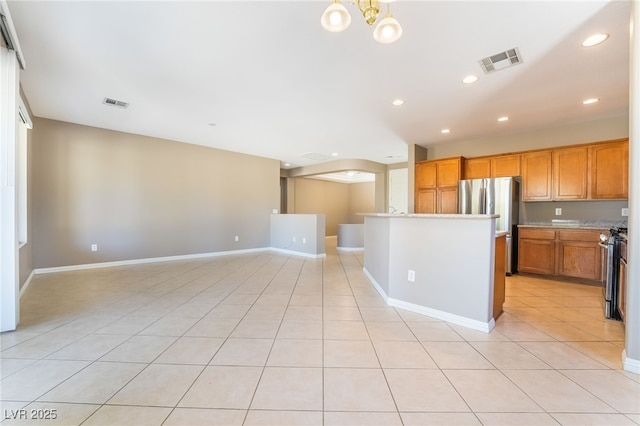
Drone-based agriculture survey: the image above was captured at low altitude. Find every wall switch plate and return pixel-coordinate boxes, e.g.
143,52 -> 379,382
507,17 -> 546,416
91,244 -> 98,252
555,208 -> 562,216
234,236 -> 239,242
302,237 -> 306,244
622,208 -> 629,217
292,237 -> 296,242
272,209 -> 278,214
408,270 -> 415,282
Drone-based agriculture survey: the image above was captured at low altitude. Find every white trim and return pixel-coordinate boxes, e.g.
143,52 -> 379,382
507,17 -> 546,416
19,269 -> 34,298
336,246 -> 364,252
17,96 -> 32,129
622,350 -> 640,375
34,247 -> 270,274
31,246 -> 330,275
269,247 -> 326,258
363,267 -> 495,333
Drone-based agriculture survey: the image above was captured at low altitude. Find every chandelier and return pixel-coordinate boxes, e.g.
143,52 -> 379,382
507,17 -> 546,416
320,0 -> 403,44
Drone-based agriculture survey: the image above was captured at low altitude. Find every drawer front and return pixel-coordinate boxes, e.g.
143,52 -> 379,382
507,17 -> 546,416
558,229 -> 603,242
519,228 -> 556,240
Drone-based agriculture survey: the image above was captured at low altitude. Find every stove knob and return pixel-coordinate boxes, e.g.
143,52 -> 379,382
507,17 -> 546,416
600,234 -> 608,242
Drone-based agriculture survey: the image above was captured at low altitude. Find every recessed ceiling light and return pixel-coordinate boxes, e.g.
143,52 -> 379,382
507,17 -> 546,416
284,163 -> 291,167
441,129 -> 451,134
392,99 -> 404,106
462,75 -> 478,84
497,116 -> 509,122
331,152 -> 339,157
583,98 -> 600,105
582,33 -> 609,47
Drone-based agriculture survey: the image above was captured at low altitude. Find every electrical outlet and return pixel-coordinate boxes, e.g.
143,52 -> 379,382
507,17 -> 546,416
555,208 -> 562,216
292,236 -> 296,242
234,236 -> 239,242
408,270 -> 415,282
91,244 -> 98,252
622,208 -> 629,217
272,209 -> 278,214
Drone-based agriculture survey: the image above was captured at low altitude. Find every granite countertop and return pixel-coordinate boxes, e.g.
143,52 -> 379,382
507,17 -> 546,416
519,219 -> 627,230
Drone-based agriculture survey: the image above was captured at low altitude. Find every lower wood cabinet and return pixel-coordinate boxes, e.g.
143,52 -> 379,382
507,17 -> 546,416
518,227 -> 604,282
416,187 -> 458,214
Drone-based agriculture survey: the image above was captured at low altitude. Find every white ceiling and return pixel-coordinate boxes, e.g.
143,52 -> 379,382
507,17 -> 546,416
7,1 -> 631,170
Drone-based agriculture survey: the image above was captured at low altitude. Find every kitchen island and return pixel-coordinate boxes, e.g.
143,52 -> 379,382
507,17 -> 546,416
362,213 -> 502,332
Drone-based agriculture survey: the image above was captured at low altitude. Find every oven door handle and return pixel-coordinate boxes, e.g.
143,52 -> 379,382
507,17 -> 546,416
598,242 -> 610,249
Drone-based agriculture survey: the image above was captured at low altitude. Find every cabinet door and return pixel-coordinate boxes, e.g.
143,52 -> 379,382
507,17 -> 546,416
522,151 -> 552,201
415,162 -> 437,189
439,187 -> 458,214
518,239 -> 556,275
557,241 -> 602,280
464,158 -> 491,179
491,154 -> 521,177
437,158 -> 462,187
554,147 -> 588,200
416,188 -> 437,213
590,141 -> 628,199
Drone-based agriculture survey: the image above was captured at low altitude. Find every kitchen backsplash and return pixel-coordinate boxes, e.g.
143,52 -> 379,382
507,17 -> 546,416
520,200 -> 628,225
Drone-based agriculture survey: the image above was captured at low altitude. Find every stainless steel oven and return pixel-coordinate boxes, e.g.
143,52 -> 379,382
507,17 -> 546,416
617,234 -> 627,322
598,227 -> 626,321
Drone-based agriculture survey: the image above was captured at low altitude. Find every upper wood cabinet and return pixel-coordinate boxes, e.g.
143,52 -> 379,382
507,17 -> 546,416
463,154 -> 520,180
415,161 -> 437,189
415,157 -> 462,213
553,146 -> 588,200
492,154 -> 521,177
463,158 -> 491,179
437,157 -> 463,187
590,140 -> 628,199
522,150 -> 553,201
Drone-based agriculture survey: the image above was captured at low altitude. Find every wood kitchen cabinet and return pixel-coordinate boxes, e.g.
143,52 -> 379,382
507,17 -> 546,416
590,140 -> 628,199
463,157 -> 491,179
521,150 -> 553,201
491,154 -> 521,177
553,146 -> 588,200
518,228 -> 556,275
557,229 -> 602,281
518,227 -> 604,283
463,154 -> 520,180
415,157 -> 462,213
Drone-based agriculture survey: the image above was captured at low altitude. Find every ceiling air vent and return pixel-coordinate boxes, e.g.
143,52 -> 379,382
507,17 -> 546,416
300,152 -> 332,162
478,47 -> 522,74
103,97 -> 129,109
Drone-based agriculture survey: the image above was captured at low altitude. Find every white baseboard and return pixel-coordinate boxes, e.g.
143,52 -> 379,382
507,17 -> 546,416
19,270 -> 35,299
336,246 -> 364,252
269,248 -> 326,258
363,267 -> 495,333
33,247 -> 271,275
622,350 -> 640,375
32,246 -> 329,275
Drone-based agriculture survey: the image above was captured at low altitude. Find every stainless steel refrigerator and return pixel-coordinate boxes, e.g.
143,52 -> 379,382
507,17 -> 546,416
458,177 -> 520,275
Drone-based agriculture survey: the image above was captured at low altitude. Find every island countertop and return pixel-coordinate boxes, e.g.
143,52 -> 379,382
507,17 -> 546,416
360,213 -> 499,220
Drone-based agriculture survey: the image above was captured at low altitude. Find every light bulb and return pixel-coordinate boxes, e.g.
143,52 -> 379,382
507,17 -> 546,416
321,2 -> 351,33
373,14 -> 402,44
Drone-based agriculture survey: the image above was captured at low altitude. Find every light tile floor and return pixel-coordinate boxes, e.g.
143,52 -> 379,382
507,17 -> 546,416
1,238 -> 639,425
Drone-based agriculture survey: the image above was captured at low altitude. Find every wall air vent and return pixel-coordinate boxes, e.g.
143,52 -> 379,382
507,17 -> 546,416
103,97 -> 129,109
479,47 -> 522,74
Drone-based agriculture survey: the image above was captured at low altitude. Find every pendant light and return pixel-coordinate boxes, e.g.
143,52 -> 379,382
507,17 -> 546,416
373,5 -> 402,44
320,0 -> 402,44
321,0 -> 351,33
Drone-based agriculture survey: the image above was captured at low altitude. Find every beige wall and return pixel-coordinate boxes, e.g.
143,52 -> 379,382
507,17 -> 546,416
31,118 -> 280,268
348,181 -> 375,223
292,178 -> 375,235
